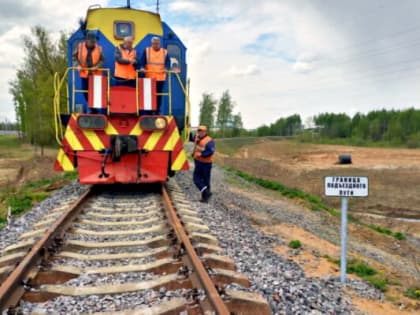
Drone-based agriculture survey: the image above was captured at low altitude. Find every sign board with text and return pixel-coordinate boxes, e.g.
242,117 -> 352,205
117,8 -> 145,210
324,176 -> 369,197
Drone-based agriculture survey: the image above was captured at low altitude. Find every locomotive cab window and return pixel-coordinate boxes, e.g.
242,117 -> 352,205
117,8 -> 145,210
167,44 -> 182,73
114,21 -> 134,39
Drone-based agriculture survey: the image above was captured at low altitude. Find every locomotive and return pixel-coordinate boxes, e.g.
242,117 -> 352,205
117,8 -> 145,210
53,2 -> 190,184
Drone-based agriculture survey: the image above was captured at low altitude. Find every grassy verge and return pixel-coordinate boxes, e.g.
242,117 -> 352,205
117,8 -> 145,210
404,287 -> 420,300
368,224 -> 407,240
0,172 -> 78,228
226,166 -> 331,212
225,166 -> 407,240
324,256 -> 389,291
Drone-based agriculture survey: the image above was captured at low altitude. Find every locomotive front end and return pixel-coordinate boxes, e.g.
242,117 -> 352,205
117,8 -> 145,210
53,5 -> 190,184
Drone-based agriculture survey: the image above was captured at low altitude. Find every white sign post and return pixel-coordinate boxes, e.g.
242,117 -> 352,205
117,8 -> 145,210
324,176 -> 369,284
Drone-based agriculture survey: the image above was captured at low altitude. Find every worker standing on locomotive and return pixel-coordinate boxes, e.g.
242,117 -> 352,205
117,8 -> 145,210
72,31 -> 104,104
139,36 -> 170,113
114,36 -> 137,87
191,125 -> 215,203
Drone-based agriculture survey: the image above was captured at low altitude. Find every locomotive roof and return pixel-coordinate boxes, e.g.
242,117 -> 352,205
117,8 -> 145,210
85,7 -> 164,46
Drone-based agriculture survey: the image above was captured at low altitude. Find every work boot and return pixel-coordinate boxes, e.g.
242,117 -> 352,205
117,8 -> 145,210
200,187 -> 210,203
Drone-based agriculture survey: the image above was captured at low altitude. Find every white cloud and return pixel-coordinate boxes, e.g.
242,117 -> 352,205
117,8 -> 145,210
293,61 -> 314,74
226,64 -> 261,77
168,1 -> 204,14
0,0 -> 108,122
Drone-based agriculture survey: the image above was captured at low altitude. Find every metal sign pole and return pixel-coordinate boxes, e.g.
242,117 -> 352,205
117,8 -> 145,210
340,196 -> 348,284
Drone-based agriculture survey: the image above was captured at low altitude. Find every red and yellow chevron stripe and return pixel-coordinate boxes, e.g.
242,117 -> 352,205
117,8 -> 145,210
55,114 -> 189,172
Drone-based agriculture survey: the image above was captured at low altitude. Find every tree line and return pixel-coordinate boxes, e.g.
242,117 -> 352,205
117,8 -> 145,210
312,109 -> 420,147
198,91 -> 244,137
247,108 -> 420,148
9,26 -> 67,155
0,119 -> 19,131
249,114 -> 302,137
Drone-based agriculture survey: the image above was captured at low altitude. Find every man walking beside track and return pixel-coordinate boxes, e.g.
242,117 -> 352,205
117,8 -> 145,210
191,125 -> 215,203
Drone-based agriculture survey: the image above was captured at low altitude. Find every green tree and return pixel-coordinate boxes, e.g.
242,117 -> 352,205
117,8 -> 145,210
216,90 -> 234,137
232,113 -> 244,137
198,92 -> 217,132
9,26 -> 67,155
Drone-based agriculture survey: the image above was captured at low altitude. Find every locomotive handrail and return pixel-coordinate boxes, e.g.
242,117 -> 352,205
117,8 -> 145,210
54,68 -> 191,145
136,69 -> 192,141
53,67 -> 111,145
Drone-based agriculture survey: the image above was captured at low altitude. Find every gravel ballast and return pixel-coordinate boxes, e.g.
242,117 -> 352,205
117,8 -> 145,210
2,167 -> 385,314
0,181 -> 88,252
175,166 -> 384,314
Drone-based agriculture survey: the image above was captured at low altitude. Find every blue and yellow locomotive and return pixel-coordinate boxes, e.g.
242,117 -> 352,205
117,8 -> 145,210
53,2 -> 191,184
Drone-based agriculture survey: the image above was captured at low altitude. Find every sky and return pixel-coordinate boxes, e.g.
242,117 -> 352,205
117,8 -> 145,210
1,0 -> 420,128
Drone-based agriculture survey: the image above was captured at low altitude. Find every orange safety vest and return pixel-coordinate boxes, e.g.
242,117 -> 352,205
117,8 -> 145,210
114,45 -> 137,80
193,135 -> 214,163
77,42 -> 103,78
145,47 -> 167,81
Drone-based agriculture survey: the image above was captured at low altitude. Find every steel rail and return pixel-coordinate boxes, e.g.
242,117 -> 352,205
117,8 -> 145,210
162,185 -> 230,315
0,188 -> 93,310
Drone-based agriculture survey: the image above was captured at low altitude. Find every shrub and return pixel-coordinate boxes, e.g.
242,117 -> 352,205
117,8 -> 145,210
365,276 -> 388,292
347,261 -> 377,277
288,240 -> 302,249
393,232 -> 406,240
404,287 -> 420,300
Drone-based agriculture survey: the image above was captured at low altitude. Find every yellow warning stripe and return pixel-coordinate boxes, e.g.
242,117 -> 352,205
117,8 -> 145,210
82,130 -> 105,150
56,149 -> 74,171
144,130 -> 164,151
129,123 -> 142,136
163,128 -> 180,151
172,150 -> 187,171
105,121 -> 119,135
64,127 -> 83,151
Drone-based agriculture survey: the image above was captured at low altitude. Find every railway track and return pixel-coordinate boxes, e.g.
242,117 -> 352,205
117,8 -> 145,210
0,181 -> 271,314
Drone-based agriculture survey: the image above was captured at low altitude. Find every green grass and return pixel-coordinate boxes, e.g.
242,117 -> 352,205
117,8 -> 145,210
0,135 -> 22,148
0,171 -> 78,229
347,261 -> 377,276
0,135 -> 26,158
288,240 -> 302,249
364,276 -> 388,292
324,256 -> 389,291
7,194 -> 33,215
226,167 -> 332,212
404,287 -> 420,300
0,217 -> 6,229
368,224 -> 407,240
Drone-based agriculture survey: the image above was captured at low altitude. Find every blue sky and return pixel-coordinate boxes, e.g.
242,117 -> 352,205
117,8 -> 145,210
1,0 -> 420,128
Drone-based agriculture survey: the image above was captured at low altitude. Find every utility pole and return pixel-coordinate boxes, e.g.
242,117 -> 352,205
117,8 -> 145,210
156,0 -> 160,13
127,0 -> 131,8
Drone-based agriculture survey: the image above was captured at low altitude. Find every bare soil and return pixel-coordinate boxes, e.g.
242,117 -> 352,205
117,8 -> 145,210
0,143 -> 57,190
217,139 -> 420,224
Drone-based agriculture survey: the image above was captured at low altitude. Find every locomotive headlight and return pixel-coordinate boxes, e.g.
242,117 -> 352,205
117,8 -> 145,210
77,115 -> 107,130
140,116 -> 168,131
154,117 -> 167,129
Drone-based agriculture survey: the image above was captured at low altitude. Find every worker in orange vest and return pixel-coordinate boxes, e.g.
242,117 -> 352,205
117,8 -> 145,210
114,36 -> 137,87
191,125 -> 215,202
72,31 -> 104,102
139,37 -> 170,113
